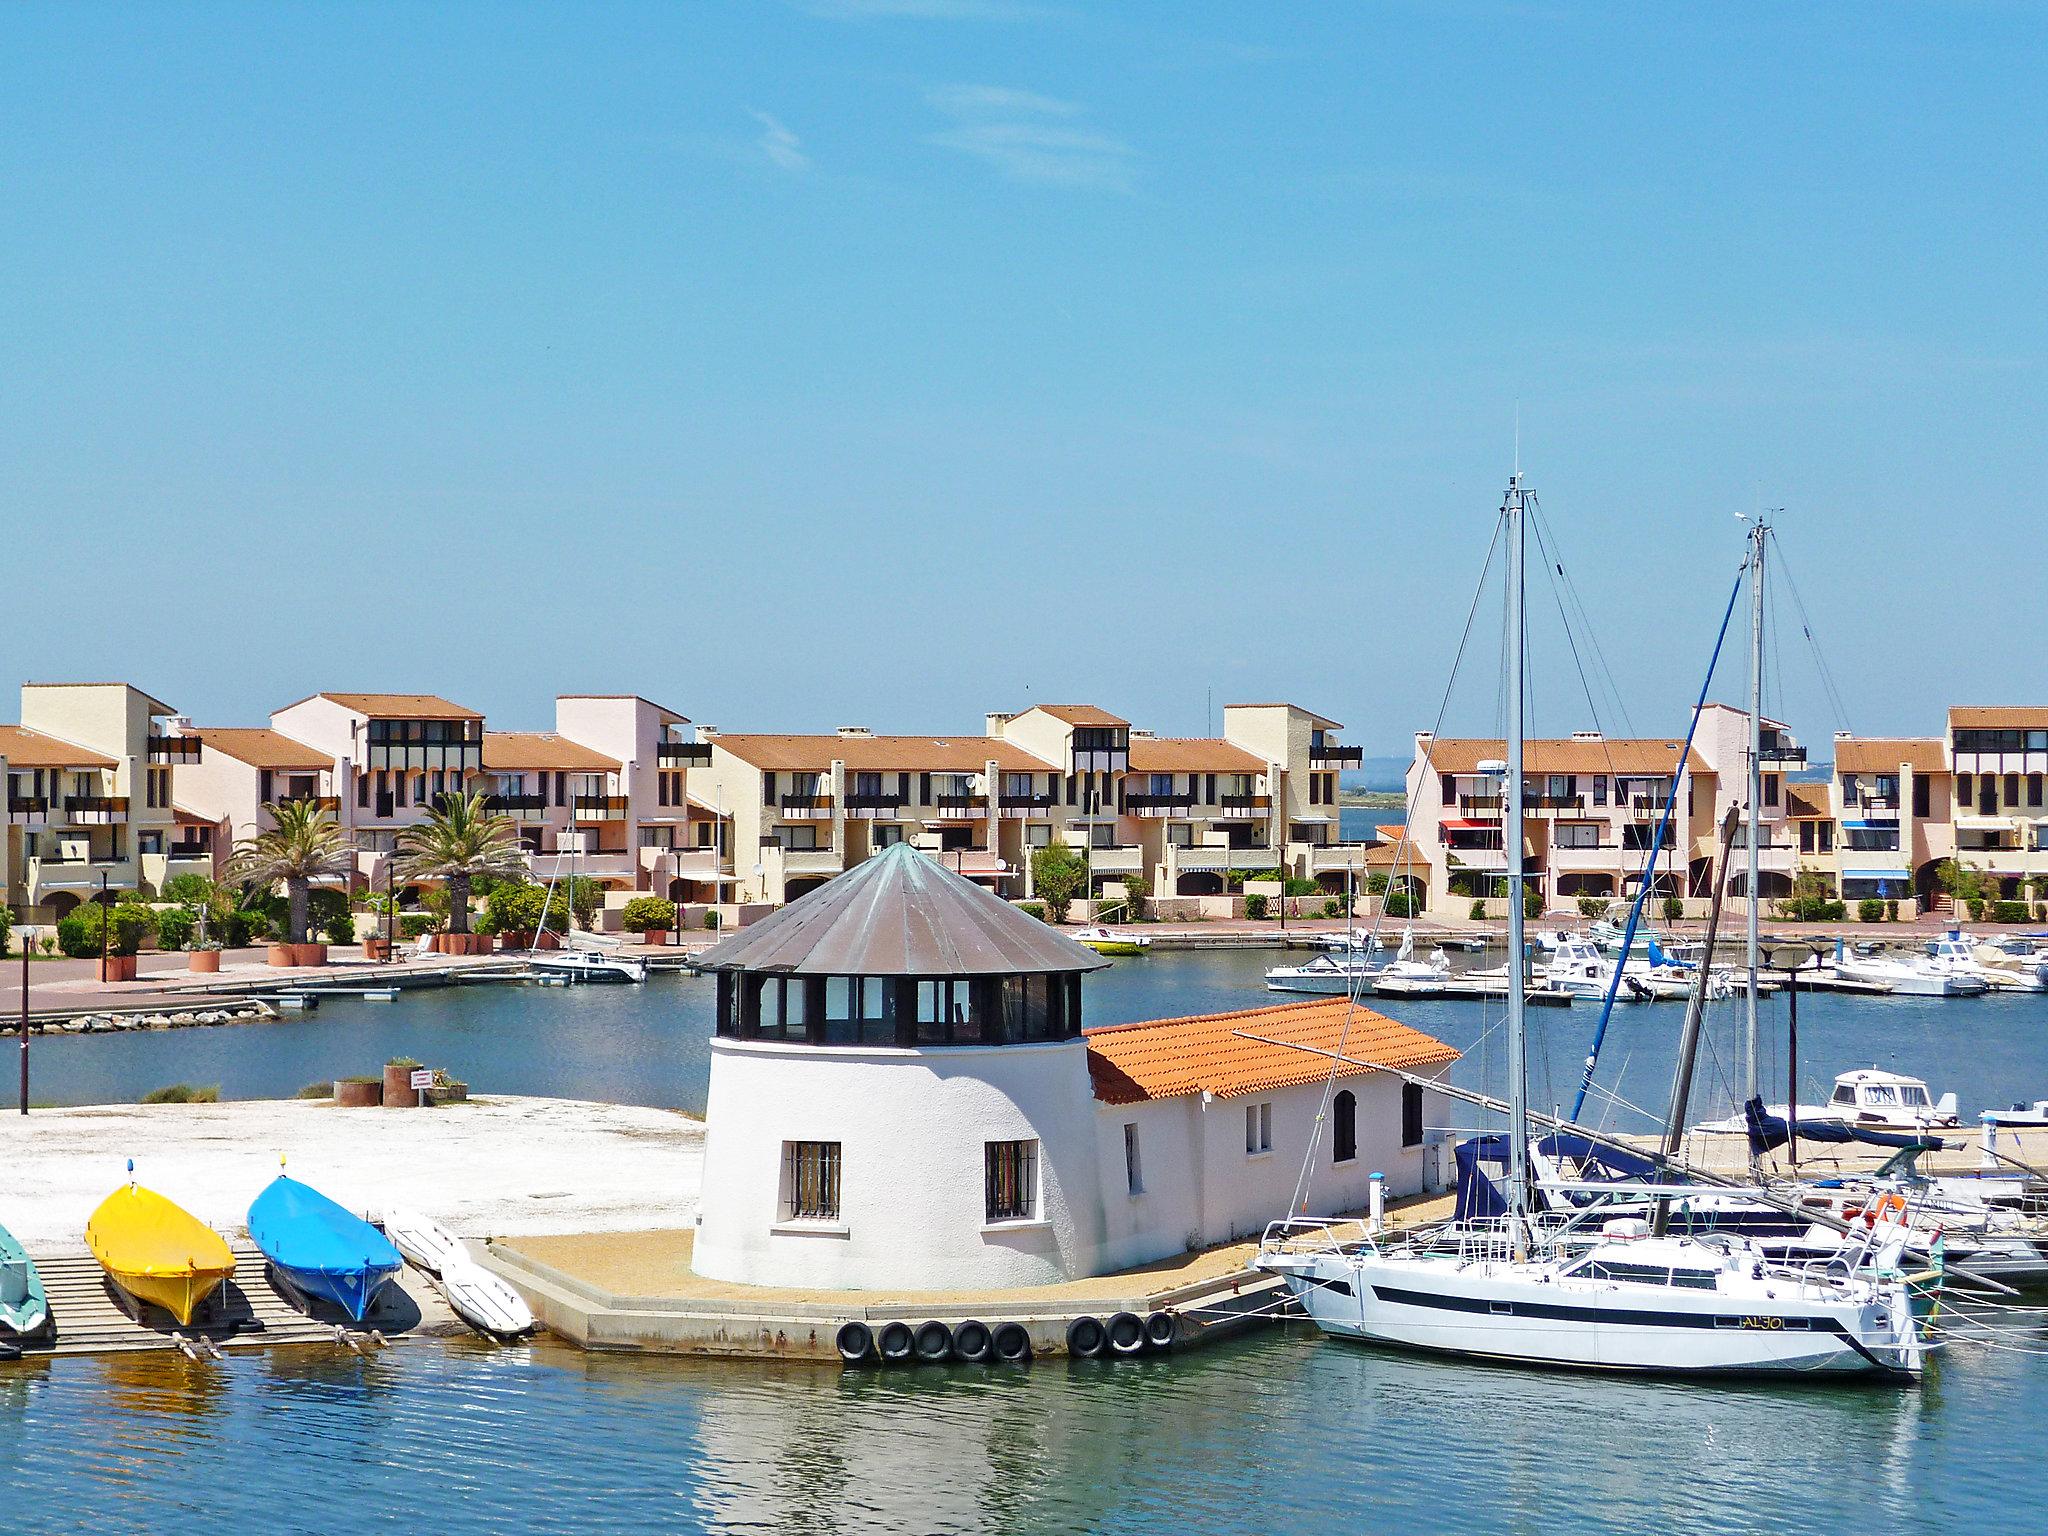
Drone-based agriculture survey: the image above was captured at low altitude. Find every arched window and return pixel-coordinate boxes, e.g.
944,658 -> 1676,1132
1333,1089 -> 1357,1164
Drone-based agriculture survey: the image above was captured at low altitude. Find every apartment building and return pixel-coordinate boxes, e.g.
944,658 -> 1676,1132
1,683 -> 197,921
1943,706 -> 2048,897
686,701 -> 1365,907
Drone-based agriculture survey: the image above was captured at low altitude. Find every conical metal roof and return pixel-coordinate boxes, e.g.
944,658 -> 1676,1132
692,844 -> 1110,977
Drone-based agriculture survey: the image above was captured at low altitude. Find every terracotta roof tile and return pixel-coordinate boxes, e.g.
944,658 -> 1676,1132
189,727 -> 329,771
285,692 -> 483,720
1125,737 -> 1265,773
1949,706 -> 2048,728
710,734 -> 1056,773
1421,737 -> 1708,775
1834,737 -> 1944,774
1783,783 -> 1830,819
0,725 -> 116,768
482,731 -> 620,772
1085,997 -> 1458,1105
1032,704 -> 1128,727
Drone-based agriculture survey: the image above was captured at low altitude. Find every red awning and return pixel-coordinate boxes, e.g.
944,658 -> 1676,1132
1439,819 -> 1487,831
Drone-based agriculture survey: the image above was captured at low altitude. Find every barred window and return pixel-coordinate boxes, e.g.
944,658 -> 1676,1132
782,1141 -> 841,1222
985,1139 -> 1038,1222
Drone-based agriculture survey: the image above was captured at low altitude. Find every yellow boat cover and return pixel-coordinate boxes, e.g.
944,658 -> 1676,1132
86,1185 -> 236,1325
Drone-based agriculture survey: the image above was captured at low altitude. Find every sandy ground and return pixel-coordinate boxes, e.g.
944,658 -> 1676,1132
1,1095 -> 704,1254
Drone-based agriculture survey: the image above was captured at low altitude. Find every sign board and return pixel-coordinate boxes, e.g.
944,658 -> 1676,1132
409,1069 -> 434,1090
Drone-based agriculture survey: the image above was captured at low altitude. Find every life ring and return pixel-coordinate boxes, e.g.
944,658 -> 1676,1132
1066,1315 -> 1107,1359
835,1321 -> 875,1364
877,1320 -> 915,1364
913,1320 -> 955,1363
1857,1193 -> 1908,1228
952,1319 -> 994,1365
1142,1311 -> 1178,1350
992,1321 -> 1033,1363
1107,1311 -> 1147,1356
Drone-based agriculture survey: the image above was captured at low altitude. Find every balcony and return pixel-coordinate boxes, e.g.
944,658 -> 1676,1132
1630,796 -> 1679,814
998,793 -> 1054,818
1853,795 -> 1900,815
782,848 -> 844,876
484,793 -> 550,817
1084,844 -> 1144,873
275,794 -> 341,814
573,795 -> 629,822
644,846 -> 735,881
148,736 -> 203,763
1759,743 -> 1807,765
843,793 -> 909,819
1310,744 -> 1363,770
166,842 -> 214,862
1070,749 -> 1127,774
657,742 -> 712,767
1308,842 -> 1374,872
1174,844 -> 1276,872
1219,794 -> 1273,820
6,796 -> 49,823
64,795 -> 129,825
930,794 -> 987,820
1126,794 -> 1195,818
777,794 -> 834,821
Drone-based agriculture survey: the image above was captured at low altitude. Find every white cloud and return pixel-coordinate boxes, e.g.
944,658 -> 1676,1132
750,111 -> 810,172
925,83 -> 1134,191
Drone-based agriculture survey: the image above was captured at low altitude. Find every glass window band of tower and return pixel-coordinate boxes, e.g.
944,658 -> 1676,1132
715,971 -> 1083,1046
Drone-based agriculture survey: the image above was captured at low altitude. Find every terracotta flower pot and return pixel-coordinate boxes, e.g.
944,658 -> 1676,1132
642,929 -> 670,947
334,1078 -> 382,1108
383,1062 -> 419,1105
361,937 -> 391,961
187,949 -> 222,974
98,955 -> 137,983
536,930 -> 561,950
293,942 -> 328,967
267,942 -> 296,968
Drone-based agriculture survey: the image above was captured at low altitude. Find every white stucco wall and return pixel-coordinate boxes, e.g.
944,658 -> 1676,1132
692,1036 -> 1111,1291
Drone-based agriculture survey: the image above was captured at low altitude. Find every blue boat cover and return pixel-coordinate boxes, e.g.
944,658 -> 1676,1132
1740,1097 -> 1947,1157
1453,1131 -> 1660,1220
1645,938 -> 1692,970
248,1175 -> 403,1321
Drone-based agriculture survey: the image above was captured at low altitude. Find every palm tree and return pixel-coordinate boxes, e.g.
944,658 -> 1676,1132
395,789 -> 526,936
222,800 -> 355,944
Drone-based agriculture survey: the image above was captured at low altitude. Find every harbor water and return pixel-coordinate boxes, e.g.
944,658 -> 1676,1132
7,948 -> 2048,1531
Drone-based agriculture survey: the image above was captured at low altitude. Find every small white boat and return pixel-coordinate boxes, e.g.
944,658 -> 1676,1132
1984,1098 -> 2048,1128
1265,952 -> 1381,994
1967,933 -> 2048,992
1540,937 -> 1653,1002
1696,1068 -> 1961,1136
435,1259 -> 536,1338
1070,925 -> 1152,955
529,944 -> 649,984
1832,945 -> 1987,996
381,1207 -> 468,1273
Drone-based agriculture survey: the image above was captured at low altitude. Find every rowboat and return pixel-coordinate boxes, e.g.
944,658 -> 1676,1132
435,1261 -> 536,1338
381,1207 -> 467,1273
248,1173 -> 403,1323
86,1178 -> 236,1326
0,1222 -> 49,1338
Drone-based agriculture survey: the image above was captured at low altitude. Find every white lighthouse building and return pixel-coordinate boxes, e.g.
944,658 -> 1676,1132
691,844 -> 1457,1294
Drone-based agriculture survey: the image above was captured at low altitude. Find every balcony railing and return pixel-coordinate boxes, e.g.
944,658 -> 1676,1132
1219,794 -> 1273,818
166,842 -> 213,860
998,793 -> 1054,814
275,794 -> 341,813
1126,794 -> 1194,817
64,795 -> 129,823
1855,795 -> 1900,813
148,736 -> 203,762
930,794 -> 986,818
1631,796 -> 1679,813
777,794 -> 833,820
1310,745 -> 1363,770
844,793 -> 908,817
573,795 -> 629,821
1759,743 -> 1807,765
657,742 -> 712,767
6,796 -> 49,820
484,793 -> 549,815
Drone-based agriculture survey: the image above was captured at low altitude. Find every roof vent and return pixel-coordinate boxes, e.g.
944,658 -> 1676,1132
1570,730 -> 1604,742
837,726 -> 872,738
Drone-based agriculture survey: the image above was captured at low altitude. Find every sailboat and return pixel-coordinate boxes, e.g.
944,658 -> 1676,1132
526,843 -> 647,984
1258,479 -> 1927,1378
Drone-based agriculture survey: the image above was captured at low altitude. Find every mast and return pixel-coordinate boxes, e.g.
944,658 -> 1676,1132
1744,519 -> 1767,1112
1504,473 -> 1530,1251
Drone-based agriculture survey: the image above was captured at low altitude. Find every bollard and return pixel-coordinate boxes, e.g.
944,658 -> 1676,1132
1368,1171 -> 1385,1234
1981,1112 -> 1999,1171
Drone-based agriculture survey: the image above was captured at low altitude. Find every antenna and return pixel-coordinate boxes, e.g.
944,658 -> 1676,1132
1513,402 -> 1521,476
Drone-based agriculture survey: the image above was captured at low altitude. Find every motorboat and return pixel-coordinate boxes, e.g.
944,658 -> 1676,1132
1966,933 -> 2048,992
1264,952 -> 1382,995
248,1172 -> 404,1324
1540,936 -> 1654,1001
1831,944 -> 1988,997
86,1175 -> 237,1326
1071,926 -> 1152,956
0,1223 -> 49,1338
1696,1068 -> 1960,1136
1311,928 -> 1390,954
1985,1099 -> 2048,1128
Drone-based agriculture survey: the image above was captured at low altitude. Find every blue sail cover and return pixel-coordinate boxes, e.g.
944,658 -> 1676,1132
1645,938 -> 1693,970
1740,1098 -> 1947,1158
248,1175 -> 404,1323
1453,1132 -> 1661,1220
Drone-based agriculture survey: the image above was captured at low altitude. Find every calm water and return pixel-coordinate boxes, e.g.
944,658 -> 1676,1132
11,950 -> 2048,1531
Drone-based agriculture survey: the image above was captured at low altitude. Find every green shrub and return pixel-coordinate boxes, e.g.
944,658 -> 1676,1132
1282,877 -> 1318,898
399,913 -> 436,940
1018,901 -> 1048,922
296,1081 -> 333,1099
620,896 -> 678,934
1365,871 -> 1389,895
325,911 -> 356,944
1576,896 -> 1608,918
1243,893 -> 1269,920
140,1083 -> 219,1104
1857,898 -> 1885,923
1824,900 -> 1847,920
702,908 -> 721,930
57,903 -> 150,957
1968,898 -> 1986,921
160,872 -> 214,905
1322,898 -> 1345,919
1384,893 -> 1417,918
1885,898 -> 1899,922
1660,896 -> 1684,921
1118,872 -> 1150,922
154,907 -> 196,951
1030,844 -> 1089,924
1992,900 -> 2031,923
482,881 -> 565,937
1469,899 -> 1487,921
0,906 -> 11,958
224,908 -> 273,945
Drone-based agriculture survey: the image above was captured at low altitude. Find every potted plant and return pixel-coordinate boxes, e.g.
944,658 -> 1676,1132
395,791 -> 527,959
334,1075 -> 383,1108
187,939 -> 224,974
621,895 -> 677,947
223,800 -> 353,969
383,1056 -> 423,1106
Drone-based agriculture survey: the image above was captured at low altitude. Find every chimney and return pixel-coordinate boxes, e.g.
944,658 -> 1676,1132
837,726 -> 872,739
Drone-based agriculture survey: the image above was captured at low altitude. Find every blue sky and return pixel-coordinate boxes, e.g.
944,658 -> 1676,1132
3,3 -> 2042,751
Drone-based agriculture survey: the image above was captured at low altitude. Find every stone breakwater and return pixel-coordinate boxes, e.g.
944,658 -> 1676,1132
28,1000 -> 281,1035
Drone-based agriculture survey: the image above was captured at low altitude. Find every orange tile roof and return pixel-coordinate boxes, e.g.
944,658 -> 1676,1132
711,734 -> 1056,773
1375,823 -> 1407,840
0,725 -> 115,768
189,727 -> 329,770
1085,996 -> 1459,1105
284,692 -> 483,720
1125,737 -> 1265,773
1783,783 -> 1830,819
1032,704 -> 1128,727
1949,706 -> 2048,728
1834,737 -> 1944,774
1422,737 -> 1708,775
1364,842 -> 1430,870
482,731 -> 620,772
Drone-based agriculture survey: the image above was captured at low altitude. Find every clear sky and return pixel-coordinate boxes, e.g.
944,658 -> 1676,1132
3,3 -> 2042,752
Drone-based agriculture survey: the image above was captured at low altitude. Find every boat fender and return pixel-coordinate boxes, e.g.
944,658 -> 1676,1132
1065,1315 -> 1108,1359
1142,1311 -> 1178,1350
951,1319 -> 993,1364
835,1321 -> 876,1364
877,1320 -> 915,1364
992,1321 -> 1033,1363
913,1320 -> 954,1363
1107,1311 -> 1147,1355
